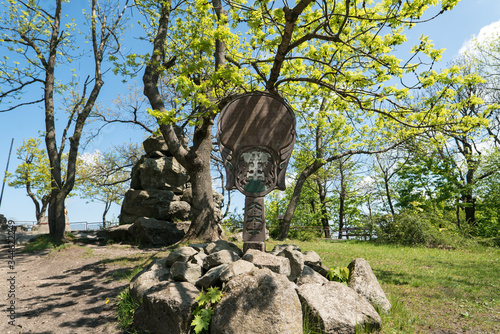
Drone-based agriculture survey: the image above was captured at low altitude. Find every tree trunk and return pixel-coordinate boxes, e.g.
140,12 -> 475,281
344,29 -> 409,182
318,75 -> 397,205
278,161 -> 321,239
337,160 -> 346,239
48,192 -> 66,243
102,201 -> 111,229
463,192 -> 477,229
383,174 -> 395,216
180,116 -> 219,242
316,179 -> 330,239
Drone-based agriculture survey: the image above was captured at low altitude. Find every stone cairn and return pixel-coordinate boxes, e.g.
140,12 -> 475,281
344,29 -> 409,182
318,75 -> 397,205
109,135 -> 224,246
130,240 -> 391,334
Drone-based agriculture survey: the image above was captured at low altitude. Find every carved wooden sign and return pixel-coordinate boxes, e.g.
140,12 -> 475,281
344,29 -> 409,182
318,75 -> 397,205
217,92 -> 296,252
217,92 -> 296,197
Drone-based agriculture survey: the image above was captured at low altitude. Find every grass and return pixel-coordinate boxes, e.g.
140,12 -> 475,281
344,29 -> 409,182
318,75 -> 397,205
21,234 -> 57,253
21,232 -> 87,253
265,239 -> 500,333
116,288 -> 142,333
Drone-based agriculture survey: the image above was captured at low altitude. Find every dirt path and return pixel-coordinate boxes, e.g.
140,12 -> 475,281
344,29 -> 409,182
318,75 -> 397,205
0,238 -> 164,334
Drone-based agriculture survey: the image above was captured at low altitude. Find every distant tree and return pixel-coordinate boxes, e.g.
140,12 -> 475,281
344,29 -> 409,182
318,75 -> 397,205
409,54 -> 500,230
77,143 -> 142,227
475,149 -> 500,237
8,138 -> 52,224
0,0 -> 130,242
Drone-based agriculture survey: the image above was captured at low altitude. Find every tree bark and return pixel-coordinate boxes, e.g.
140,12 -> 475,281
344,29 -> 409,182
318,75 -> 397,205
182,121 -> 219,241
383,174 -> 396,216
337,160 -> 346,239
102,201 -> 111,229
463,192 -> 477,229
316,179 -> 330,238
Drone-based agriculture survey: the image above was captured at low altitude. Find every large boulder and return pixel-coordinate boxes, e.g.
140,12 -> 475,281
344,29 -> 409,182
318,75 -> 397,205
133,281 -> 199,334
128,217 -> 185,246
242,249 -> 291,277
296,265 -> 329,286
277,248 -> 304,282
119,189 -> 177,224
106,224 -> 133,242
303,250 -> 322,266
348,258 -> 391,313
270,244 -> 301,255
120,189 -> 191,224
205,240 -> 243,257
196,264 -> 228,289
202,250 -> 241,270
297,282 -> 381,333
219,260 -> 256,283
136,156 -> 189,193
170,261 -> 203,285
130,258 -> 170,302
211,268 -> 303,334
143,134 -> 170,157
165,246 -> 198,266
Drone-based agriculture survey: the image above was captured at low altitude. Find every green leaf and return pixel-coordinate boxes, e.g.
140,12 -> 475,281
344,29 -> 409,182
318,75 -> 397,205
195,290 -> 211,307
206,287 -> 223,303
191,314 -> 209,334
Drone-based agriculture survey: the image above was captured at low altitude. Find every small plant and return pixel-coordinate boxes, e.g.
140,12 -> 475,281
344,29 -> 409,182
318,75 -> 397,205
326,266 -> 350,284
191,287 -> 223,334
116,288 -> 140,332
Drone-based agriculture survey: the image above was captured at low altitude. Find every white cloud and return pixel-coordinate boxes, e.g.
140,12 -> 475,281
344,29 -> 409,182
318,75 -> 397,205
78,150 -> 102,164
459,19 -> 500,54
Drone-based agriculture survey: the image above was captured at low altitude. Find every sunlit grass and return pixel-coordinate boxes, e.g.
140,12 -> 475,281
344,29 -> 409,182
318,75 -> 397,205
265,239 -> 500,333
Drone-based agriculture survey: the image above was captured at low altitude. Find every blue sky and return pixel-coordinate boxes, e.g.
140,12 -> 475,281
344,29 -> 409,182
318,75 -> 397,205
1,0 -> 500,226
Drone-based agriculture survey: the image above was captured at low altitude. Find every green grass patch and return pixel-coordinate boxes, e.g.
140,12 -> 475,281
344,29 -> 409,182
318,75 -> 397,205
265,239 -> 500,333
22,233 -> 80,253
116,288 -> 141,333
22,234 -> 62,253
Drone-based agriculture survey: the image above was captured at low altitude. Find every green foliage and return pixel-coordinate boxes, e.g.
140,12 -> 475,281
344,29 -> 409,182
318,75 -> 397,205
374,210 -> 488,249
222,209 -> 244,231
288,229 -> 322,242
326,266 -> 350,284
116,289 -> 141,332
376,211 -> 435,246
8,138 -> 51,194
191,287 -> 223,334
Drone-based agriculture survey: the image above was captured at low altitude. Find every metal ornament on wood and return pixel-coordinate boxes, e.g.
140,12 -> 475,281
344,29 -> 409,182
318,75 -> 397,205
217,92 -> 296,252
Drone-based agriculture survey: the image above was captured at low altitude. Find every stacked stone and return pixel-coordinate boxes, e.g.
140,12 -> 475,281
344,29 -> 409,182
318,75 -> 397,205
113,135 -> 223,246
130,240 -> 391,334
120,134 -> 193,225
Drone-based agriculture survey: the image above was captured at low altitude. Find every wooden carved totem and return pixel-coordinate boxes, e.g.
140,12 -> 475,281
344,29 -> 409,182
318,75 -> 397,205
217,92 -> 296,252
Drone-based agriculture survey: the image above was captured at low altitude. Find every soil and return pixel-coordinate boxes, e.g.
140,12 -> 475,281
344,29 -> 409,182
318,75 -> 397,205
0,233 -> 165,334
